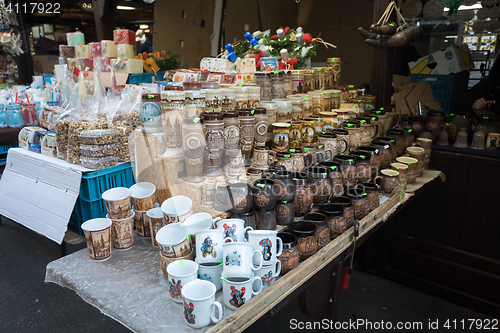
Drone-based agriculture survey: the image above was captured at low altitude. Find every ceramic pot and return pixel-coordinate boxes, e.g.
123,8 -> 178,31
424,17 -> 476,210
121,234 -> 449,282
288,147 -> 314,172
335,154 -> 356,188
276,151 -> 294,171
351,151 -> 371,183
374,169 -> 400,195
254,208 -> 277,230
402,128 -> 416,150
342,120 -> 362,152
367,114 -> 382,139
270,170 -> 295,201
317,203 -> 345,239
357,145 -> 381,176
318,161 -> 344,197
409,116 -> 425,136
355,116 -> 375,145
307,166 -> 333,203
332,129 -> 349,155
386,128 -> 405,157
370,140 -> 392,169
277,232 -> 300,273
347,187 -> 370,220
390,162 -> 408,190
318,132 -> 338,157
303,212 -> 330,248
291,171 -> 313,216
289,221 -> 318,260
370,109 -> 386,135
396,156 -> 418,184
276,200 -> 295,225
424,110 -> 446,142
227,183 -> 253,214
362,182 -> 380,211
252,178 -> 279,211
415,138 -> 432,169
331,196 -> 354,229
405,146 -> 425,177
375,136 -> 397,161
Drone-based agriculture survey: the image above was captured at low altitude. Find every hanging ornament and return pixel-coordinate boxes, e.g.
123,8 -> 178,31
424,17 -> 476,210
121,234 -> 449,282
225,43 -> 239,62
244,31 -> 260,47
276,28 -> 285,41
295,32 -> 304,45
280,49 -> 289,63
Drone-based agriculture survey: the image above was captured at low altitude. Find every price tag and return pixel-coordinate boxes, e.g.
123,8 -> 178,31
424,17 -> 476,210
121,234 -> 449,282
290,149 -> 296,153
193,117 -> 200,123
321,173 -> 327,176
148,94 -> 154,98
251,110 -> 255,115
318,145 -> 323,149
284,154 -> 290,157
257,183 -> 265,188
179,260 -> 184,265
331,166 -> 337,170
360,120 -> 366,124
318,118 -> 321,121
283,201 -> 287,204
187,233 -> 190,240
304,148 -> 310,151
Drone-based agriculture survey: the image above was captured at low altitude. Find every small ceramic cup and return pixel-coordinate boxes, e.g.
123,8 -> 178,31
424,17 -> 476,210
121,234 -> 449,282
160,249 -> 195,276
166,259 -> 198,303
390,162 -> 408,190
276,232 -> 300,273
374,169 -> 400,195
147,207 -> 166,247
130,182 -> 156,211
161,195 -> 193,224
216,218 -> 253,243
81,218 -> 113,261
253,260 -> 281,289
196,260 -> 224,291
107,211 -> 135,250
486,133 -> 500,150
102,187 -> 132,220
133,203 -> 159,238
406,146 -> 425,177
246,230 -> 283,265
221,274 -> 263,310
222,242 -> 263,279
396,156 -> 419,184
156,224 -> 192,258
182,279 -> 223,329
196,230 -> 226,264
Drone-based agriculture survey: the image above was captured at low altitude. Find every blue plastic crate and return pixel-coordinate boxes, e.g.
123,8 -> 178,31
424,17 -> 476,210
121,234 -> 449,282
79,162 -> 135,201
68,214 -> 84,236
409,72 -> 470,111
126,71 -> 166,84
0,143 -> 18,154
74,197 -> 108,222
0,156 -> 6,166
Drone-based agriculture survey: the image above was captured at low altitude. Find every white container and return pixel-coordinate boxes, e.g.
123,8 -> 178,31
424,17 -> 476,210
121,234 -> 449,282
161,195 -> 193,223
166,259 -> 198,303
222,241 -> 263,279
221,274 -> 262,310
181,279 -> 223,328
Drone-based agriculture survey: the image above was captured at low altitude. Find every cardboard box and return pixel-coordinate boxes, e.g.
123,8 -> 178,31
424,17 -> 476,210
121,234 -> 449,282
393,74 -> 438,116
32,55 -> 59,74
409,45 -> 474,75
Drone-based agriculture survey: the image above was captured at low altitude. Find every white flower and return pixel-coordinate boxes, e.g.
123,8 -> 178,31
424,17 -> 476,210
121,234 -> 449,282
296,27 -> 303,33
301,45 -> 313,58
252,31 -> 261,37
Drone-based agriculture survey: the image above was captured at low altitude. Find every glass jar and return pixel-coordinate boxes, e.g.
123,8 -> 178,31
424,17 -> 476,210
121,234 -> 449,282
200,112 -> 224,176
287,95 -> 304,121
311,92 -> 324,115
303,70 -> 314,93
292,70 -> 304,94
185,90 -> 206,115
6,104 -> 24,128
272,72 -> 285,99
302,94 -> 313,118
254,72 -> 272,101
220,88 -> 235,111
22,102 -> 38,126
0,104 -> 7,128
272,98 -> 292,122
247,86 -> 260,108
235,87 -> 249,109
204,88 -> 223,112
283,71 -> 292,97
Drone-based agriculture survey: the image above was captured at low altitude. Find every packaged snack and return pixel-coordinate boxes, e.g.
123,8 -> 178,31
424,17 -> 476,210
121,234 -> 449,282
79,129 -> 120,145
81,156 -> 119,170
80,143 -> 119,158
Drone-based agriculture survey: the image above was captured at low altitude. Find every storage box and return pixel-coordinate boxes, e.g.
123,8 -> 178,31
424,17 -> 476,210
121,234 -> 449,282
113,29 -> 136,45
32,55 -> 59,74
409,45 -> 474,75
75,45 -> 90,59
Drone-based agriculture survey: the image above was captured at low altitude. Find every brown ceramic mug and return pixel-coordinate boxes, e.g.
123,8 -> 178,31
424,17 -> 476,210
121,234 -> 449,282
252,146 -> 277,170
390,162 -> 408,190
396,156 -> 418,184
405,146 -> 425,177
277,232 -> 300,273
374,169 -> 400,195
415,138 -> 432,169
289,221 -> 317,260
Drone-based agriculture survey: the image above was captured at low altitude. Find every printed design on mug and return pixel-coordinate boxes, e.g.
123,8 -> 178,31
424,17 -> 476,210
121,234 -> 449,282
254,191 -> 271,208
223,125 -> 240,149
140,102 -> 161,124
259,238 -> 273,261
301,126 -> 315,143
240,124 -> 254,149
199,273 -> 212,282
86,229 -> 111,260
223,223 -> 238,242
201,236 -> 217,258
262,270 -> 275,287
169,279 -> 183,299
273,132 -> 289,151
183,132 -> 205,159
289,127 -> 301,144
232,194 -> 248,211
204,129 -> 224,160
254,120 -> 268,139
225,250 -> 242,266
183,300 -> 196,324
111,222 -> 133,247
276,203 -> 290,222
229,286 -> 246,308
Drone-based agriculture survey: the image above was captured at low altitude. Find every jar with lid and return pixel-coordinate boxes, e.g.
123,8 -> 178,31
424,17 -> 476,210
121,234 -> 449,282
260,101 -> 278,142
204,88 -> 223,112
287,95 -> 304,121
311,92 -> 324,115
141,93 -> 162,126
321,91 -> 331,111
221,88 -> 235,111
6,104 -> 24,128
272,72 -> 285,99
292,70 -> 304,94
312,68 -> 325,90
254,72 -> 272,101
185,90 -> 206,115
0,104 -> 7,128
200,112 -> 224,176
234,87 -> 249,109
324,67 -> 333,89
303,70 -> 314,93
302,94 -> 313,117
282,71 -> 292,96
22,102 -> 38,126
238,109 -> 255,166
272,98 -> 293,122
247,86 -> 261,107
253,107 -> 268,147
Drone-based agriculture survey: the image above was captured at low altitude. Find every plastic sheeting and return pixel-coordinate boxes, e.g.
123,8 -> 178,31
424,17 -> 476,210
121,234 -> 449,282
45,234 -> 232,332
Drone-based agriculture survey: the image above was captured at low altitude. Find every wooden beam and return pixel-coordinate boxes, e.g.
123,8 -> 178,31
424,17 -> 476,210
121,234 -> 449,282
93,0 -> 117,41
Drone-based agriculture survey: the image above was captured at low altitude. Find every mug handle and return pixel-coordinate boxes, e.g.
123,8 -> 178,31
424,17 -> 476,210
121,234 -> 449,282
223,237 -> 233,243
276,237 -> 283,257
251,276 -> 263,296
324,148 -> 333,161
268,150 -> 277,164
374,175 -> 382,186
212,217 -> 221,229
251,249 -> 263,270
210,301 -> 223,323
244,226 -> 253,241
275,259 -> 281,277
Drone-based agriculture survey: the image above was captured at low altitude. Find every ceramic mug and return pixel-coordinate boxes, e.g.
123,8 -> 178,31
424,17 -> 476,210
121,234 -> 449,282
161,195 -> 193,224
390,162 -> 408,190
102,187 -> 132,220
252,146 -> 277,170
196,230 -> 226,264
222,242 -> 263,279
181,279 -> 223,329
129,182 -> 156,212
246,230 -> 283,265
156,224 -> 192,258
147,207 -> 165,247
405,146 -> 425,177
221,274 -> 263,310
415,138 -> 432,169
253,260 -> 281,289
374,169 -> 400,195
486,133 -> 500,150
81,218 -> 112,261
182,213 -> 219,235
396,156 -> 418,184
166,259 -> 198,303
216,218 -> 253,243
196,260 -> 224,291
107,211 -> 135,249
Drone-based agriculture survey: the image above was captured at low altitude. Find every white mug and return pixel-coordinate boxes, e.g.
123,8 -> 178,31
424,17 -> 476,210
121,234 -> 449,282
217,218 -> 253,243
182,213 -> 220,235
253,260 -> 281,289
195,230 -> 226,264
221,274 -> 263,310
222,242 -> 263,279
166,259 -> 198,303
196,260 -> 223,291
156,224 -> 191,258
246,230 -> 283,265
161,195 -> 193,224
182,279 -> 223,329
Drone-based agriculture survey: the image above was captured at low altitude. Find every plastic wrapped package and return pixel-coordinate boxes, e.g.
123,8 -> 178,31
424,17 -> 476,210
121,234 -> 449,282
79,129 -> 120,145
81,58 -> 94,71
101,41 -> 117,57
101,57 -> 113,72
81,156 -> 118,169
80,144 -> 118,158
88,42 -> 102,57
75,45 -> 90,59
55,118 -> 70,160
111,58 -> 143,73
66,31 -> 85,47
110,114 -> 134,162
117,44 -> 135,59
59,45 -> 74,58
66,119 -> 97,164
113,29 -> 136,45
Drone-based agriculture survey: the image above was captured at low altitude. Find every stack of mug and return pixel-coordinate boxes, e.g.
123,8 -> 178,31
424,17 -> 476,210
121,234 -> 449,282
102,187 -> 134,250
252,178 -> 280,230
129,182 -> 157,238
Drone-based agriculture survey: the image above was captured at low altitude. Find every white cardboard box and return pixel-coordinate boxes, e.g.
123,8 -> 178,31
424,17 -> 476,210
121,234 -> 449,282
409,45 -> 474,75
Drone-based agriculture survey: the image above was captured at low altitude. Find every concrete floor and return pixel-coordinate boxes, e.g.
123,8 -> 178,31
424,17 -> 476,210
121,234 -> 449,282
0,214 -> 493,333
